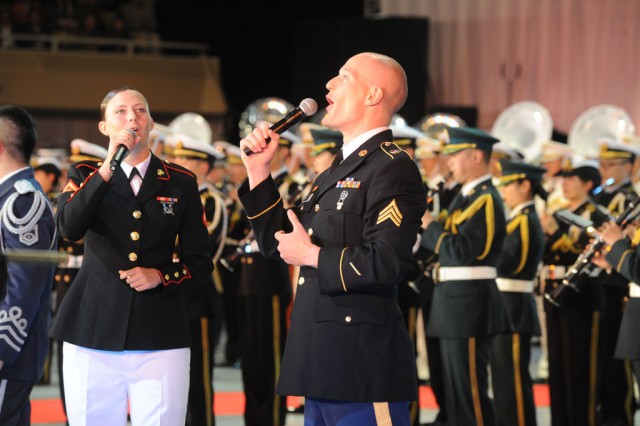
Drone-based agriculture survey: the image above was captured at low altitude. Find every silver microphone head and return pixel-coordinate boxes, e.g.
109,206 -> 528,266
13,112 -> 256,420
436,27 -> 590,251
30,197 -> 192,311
127,129 -> 136,138
299,98 -> 318,117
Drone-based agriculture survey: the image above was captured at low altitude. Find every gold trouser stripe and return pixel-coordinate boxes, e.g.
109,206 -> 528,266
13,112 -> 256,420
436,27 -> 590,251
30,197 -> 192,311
200,317 -> 213,426
407,307 -> 419,423
468,337 -> 484,426
272,296 -> 282,426
42,351 -> 51,382
588,312 -> 600,426
212,264 -> 224,294
373,402 -> 393,426
622,298 -> 635,424
408,307 -> 417,342
624,359 -> 634,424
511,333 -> 525,426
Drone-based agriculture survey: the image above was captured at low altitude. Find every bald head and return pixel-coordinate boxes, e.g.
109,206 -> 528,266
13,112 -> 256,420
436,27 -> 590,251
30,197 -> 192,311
323,52 -> 409,140
352,52 -> 408,114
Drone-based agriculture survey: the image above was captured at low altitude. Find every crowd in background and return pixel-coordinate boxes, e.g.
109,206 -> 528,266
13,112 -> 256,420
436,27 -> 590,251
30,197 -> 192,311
1,0 -> 157,50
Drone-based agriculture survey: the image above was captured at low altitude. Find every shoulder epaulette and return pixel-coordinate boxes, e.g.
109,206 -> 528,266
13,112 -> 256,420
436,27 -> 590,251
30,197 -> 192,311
379,141 -> 411,160
164,163 -> 196,179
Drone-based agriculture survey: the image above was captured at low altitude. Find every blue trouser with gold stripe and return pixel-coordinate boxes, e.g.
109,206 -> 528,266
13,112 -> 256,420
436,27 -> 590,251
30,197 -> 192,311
304,398 -> 410,425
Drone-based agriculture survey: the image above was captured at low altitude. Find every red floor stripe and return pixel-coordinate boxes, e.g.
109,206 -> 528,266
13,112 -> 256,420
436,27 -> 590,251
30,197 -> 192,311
31,385 -> 550,423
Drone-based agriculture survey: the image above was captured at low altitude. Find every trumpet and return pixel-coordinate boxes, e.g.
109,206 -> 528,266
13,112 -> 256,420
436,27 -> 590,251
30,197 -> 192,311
545,197 -> 640,307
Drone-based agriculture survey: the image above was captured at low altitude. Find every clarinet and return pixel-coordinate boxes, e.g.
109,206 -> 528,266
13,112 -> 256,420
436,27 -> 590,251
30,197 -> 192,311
426,172 -> 452,214
545,196 -> 640,307
415,173 -> 454,279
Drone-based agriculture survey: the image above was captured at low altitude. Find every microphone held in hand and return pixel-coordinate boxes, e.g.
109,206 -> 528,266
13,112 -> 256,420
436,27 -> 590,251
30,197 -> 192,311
242,98 -> 318,156
110,129 -> 136,172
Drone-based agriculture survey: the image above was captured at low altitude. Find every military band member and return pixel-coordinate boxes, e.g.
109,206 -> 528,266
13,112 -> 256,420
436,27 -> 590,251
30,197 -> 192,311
492,160 -> 547,426
591,140 -> 639,426
622,133 -> 640,193
421,126 -> 512,426
539,140 -> 573,216
390,124 -> 424,159
32,156 -> 62,199
597,207 -> 640,401
31,155 -> 63,386
172,134 -> 228,426
50,87 -> 213,425
0,105 -> 57,424
534,139 -> 573,383
541,160 -> 610,426
391,124 -> 430,425
236,129 -> 295,426
490,142 -> 524,177
217,143 -> 247,369
416,137 -> 460,426
239,52 -> 426,424
296,122 -> 323,182
309,125 -> 343,177
208,141 -> 232,192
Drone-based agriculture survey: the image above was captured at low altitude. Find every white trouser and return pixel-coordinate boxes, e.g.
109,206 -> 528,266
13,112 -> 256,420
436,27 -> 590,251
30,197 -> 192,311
63,342 -> 190,426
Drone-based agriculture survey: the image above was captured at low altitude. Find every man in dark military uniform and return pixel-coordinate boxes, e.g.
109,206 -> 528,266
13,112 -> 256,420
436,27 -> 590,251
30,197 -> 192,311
240,52 -> 426,424
50,88 -> 213,424
592,141 -> 639,426
421,126 -> 512,426
0,105 -> 57,424
541,160 -> 610,426
491,159 -> 547,426
172,134 -> 228,426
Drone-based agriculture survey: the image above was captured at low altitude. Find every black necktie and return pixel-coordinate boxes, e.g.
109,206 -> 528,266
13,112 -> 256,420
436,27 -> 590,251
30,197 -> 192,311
129,167 -> 140,182
329,150 -> 344,173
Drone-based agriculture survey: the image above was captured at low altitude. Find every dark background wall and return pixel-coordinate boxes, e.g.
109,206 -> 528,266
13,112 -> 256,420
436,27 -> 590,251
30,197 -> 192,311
156,3 -> 429,142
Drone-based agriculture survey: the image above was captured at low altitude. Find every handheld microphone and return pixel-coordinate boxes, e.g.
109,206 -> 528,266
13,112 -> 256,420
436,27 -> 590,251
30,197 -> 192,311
110,129 -> 136,172
242,98 -> 318,156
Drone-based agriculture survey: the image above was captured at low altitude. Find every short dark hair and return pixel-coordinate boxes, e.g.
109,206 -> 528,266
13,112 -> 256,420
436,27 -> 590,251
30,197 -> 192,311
0,105 -> 38,164
34,163 -> 62,189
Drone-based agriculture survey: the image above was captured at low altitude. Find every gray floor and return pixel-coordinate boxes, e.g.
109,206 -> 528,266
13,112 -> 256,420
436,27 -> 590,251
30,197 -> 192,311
31,337 -> 556,426
31,334 -> 640,425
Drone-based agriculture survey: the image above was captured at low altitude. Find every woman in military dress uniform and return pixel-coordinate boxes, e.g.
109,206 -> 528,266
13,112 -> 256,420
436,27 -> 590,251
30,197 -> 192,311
50,88 -> 213,425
